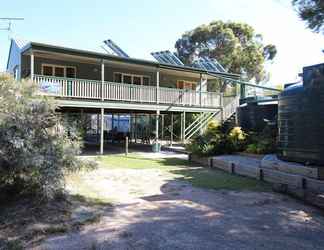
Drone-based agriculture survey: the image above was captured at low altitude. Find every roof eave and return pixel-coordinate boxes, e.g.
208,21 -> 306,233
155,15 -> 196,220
6,39 -> 14,71
22,41 -> 240,79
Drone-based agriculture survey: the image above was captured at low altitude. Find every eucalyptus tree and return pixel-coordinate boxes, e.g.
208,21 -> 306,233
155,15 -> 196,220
175,21 -> 277,83
292,0 -> 324,34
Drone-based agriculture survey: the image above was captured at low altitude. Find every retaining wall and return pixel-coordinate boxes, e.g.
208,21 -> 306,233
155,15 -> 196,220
189,153 -> 324,209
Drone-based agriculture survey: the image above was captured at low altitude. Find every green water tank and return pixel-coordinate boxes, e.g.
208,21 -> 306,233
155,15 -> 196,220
278,63 -> 324,165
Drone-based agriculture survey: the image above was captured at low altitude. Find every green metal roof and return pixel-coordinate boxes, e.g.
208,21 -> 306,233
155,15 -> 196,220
21,41 -> 240,79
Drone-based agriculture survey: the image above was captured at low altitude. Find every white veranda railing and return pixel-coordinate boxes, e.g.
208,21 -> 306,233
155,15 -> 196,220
34,75 -> 222,108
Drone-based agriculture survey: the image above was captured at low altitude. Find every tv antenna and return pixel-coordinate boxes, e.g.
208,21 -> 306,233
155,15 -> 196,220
0,17 -> 24,33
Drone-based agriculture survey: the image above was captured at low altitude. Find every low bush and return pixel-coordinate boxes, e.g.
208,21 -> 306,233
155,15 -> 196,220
186,120 -> 248,156
0,74 -> 95,201
245,125 -> 277,154
187,118 -> 277,156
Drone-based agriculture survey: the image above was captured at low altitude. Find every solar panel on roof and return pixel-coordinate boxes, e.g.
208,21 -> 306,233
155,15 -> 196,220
165,51 -> 184,66
151,50 -> 184,66
192,57 -> 226,73
151,52 -> 169,64
103,39 -> 129,58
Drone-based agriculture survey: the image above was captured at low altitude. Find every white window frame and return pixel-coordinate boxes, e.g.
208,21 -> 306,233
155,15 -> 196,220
113,72 -> 151,86
41,63 -> 77,78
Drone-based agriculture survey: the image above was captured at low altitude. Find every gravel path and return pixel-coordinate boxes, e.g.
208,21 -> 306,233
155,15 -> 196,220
34,153 -> 324,250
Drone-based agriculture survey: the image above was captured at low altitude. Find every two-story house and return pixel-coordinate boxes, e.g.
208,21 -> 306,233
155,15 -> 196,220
6,38 -> 240,153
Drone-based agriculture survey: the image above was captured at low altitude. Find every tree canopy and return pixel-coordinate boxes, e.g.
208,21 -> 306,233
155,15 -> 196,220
292,0 -> 324,34
175,21 -> 277,82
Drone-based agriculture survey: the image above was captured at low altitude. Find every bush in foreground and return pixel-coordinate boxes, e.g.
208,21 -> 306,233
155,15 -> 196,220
186,121 -> 248,156
245,125 -> 277,154
0,74 -> 94,201
186,119 -> 277,156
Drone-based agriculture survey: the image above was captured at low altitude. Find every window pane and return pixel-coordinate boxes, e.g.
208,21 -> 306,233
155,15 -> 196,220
114,73 -> 122,83
133,76 -> 141,85
123,75 -> 132,84
55,67 -> 64,77
66,67 -> 76,78
43,66 -> 53,76
143,77 -> 150,86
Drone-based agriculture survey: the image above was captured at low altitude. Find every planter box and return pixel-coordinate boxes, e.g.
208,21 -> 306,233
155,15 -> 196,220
188,153 -> 324,210
235,152 -> 265,160
261,154 -> 324,180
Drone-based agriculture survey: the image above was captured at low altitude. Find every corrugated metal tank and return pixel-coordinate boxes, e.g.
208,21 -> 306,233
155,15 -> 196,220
278,63 -> 324,165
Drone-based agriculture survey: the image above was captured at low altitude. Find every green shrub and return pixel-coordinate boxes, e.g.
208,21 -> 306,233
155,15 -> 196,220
186,120 -> 248,156
245,124 -> 277,154
187,116 -> 277,156
228,127 -> 248,152
0,74 -> 95,201
245,143 -> 258,154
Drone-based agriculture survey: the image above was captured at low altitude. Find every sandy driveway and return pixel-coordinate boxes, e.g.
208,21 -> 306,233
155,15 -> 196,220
36,153 -> 324,250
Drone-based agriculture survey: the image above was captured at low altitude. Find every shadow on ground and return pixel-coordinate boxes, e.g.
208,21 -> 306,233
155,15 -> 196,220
82,143 -> 154,156
37,156 -> 324,250
0,193 -> 113,249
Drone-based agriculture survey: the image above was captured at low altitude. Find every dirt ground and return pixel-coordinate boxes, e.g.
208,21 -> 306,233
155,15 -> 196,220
32,153 -> 324,250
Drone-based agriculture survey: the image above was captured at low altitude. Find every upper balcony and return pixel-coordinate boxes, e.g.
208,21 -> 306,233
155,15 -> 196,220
16,41 -> 241,112
34,74 -> 223,111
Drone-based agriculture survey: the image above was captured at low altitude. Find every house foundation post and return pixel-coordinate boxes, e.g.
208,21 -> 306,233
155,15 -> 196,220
182,111 -> 186,144
199,73 -> 202,107
170,113 -> 174,147
180,113 -> 183,142
220,92 -> 224,122
130,113 -> 134,143
155,110 -> 160,143
100,108 -> 104,155
161,114 -> 164,143
200,112 -> 203,135
134,113 -> 137,144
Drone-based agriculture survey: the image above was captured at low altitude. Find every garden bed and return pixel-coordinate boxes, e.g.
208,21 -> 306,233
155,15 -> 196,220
189,153 -> 324,210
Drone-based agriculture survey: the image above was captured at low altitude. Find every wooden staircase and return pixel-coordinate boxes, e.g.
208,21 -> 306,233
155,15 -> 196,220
184,96 -> 240,141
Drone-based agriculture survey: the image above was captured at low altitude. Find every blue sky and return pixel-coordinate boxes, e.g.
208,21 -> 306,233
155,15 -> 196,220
0,0 -> 323,85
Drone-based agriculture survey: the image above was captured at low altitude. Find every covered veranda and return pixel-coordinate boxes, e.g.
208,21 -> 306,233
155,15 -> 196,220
59,107 -> 196,154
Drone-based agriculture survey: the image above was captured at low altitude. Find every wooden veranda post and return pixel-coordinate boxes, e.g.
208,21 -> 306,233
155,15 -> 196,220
101,61 -> 105,101
99,60 -> 105,154
156,69 -> 160,104
30,52 -> 34,80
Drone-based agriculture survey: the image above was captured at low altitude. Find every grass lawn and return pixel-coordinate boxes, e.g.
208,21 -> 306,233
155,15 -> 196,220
97,153 -> 271,192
